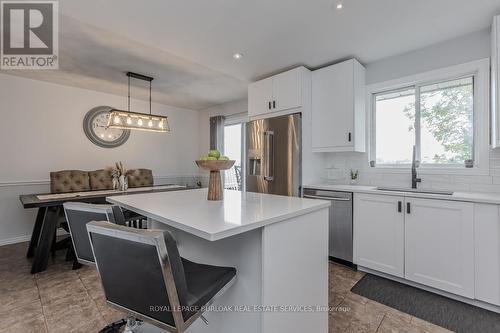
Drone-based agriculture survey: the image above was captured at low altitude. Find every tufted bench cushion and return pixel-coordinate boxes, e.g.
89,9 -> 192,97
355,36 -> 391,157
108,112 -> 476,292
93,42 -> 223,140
50,170 -> 91,194
126,169 -> 154,188
89,169 -> 114,190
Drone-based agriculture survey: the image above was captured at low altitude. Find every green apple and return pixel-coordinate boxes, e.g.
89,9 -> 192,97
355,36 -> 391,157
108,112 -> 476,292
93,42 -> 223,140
206,156 -> 218,161
218,156 -> 230,161
208,149 -> 221,159
200,156 -> 209,161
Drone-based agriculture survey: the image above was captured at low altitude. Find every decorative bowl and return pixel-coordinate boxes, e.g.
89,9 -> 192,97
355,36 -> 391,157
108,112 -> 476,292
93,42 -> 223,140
195,160 -> 235,171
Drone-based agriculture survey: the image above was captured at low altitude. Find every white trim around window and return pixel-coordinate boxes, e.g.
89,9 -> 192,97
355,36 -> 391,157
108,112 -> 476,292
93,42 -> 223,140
365,58 -> 490,176
224,112 -> 248,125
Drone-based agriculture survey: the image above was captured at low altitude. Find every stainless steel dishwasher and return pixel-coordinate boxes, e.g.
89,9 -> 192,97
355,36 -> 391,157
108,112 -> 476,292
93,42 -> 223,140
303,188 -> 353,265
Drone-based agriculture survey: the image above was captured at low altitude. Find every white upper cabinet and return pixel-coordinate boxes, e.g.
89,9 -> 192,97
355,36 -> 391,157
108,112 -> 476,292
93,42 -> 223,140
353,193 -> 405,277
248,67 -> 307,118
248,77 -> 273,117
492,15 -> 500,148
405,198 -> 474,298
312,59 -> 366,152
272,69 -> 302,112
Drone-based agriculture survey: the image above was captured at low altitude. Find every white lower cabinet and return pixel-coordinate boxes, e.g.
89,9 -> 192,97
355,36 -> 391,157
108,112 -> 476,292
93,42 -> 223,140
353,194 -> 405,277
474,204 -> 500,306
405,198 -> 474,298
354,193 -> 476,299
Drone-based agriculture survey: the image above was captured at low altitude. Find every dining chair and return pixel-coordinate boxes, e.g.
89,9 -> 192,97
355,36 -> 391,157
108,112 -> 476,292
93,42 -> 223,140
50,170 -> 91,194
87,221 -> 237,333
89,169 -> 115,191
126,169 -> 154,188
89,168 -> 148,229
49,171 -> 93,256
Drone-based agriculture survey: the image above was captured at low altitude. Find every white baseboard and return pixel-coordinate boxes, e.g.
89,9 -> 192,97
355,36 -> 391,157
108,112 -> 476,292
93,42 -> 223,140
0,230 -> 69,247
0,235 -> 31,246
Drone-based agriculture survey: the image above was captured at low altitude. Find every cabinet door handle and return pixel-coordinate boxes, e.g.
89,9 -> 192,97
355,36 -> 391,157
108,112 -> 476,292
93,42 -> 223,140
273,100 -> 276,109
407,202 -> 411,214
348,132 -> 352,142
398,201 -> 402,213
268,101 -> 271,110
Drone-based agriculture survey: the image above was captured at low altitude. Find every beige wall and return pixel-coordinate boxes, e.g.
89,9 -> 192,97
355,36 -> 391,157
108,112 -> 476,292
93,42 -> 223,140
365,28 -> 490,84
0,73 -> 200,244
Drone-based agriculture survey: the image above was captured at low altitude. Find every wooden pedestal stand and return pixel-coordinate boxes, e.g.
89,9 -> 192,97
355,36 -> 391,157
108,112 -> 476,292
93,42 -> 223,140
195,160 -> 235,201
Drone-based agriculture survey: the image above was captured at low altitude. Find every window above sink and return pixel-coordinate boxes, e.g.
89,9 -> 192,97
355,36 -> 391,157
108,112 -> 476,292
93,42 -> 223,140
366,59 -> 490,176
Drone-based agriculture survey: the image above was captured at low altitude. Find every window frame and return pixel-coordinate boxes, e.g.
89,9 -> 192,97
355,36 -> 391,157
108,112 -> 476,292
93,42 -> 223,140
223,118 -> 247,191
366,59 -> 490,175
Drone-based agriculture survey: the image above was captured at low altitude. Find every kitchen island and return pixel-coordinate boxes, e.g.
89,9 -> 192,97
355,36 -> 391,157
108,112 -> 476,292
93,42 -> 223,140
107,189 -> 330,333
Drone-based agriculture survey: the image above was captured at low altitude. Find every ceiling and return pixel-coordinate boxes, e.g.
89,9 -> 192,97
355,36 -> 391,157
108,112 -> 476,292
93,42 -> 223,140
1,15 -> 247,110
3,0 -> 500,110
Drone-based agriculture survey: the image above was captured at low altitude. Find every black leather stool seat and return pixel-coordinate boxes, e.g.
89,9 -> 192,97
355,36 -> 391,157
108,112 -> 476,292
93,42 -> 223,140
87,222 -> 237,332
182,258 -> 236,320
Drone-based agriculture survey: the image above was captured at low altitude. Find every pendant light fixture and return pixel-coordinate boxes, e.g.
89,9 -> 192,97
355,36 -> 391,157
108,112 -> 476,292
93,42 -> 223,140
107,72 -> 170,133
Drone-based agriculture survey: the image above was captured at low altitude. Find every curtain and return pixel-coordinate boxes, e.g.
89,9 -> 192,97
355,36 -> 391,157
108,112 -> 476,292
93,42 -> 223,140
209,115 -> 225,153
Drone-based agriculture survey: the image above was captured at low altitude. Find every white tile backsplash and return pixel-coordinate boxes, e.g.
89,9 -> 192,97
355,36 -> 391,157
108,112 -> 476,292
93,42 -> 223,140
322,150 -> 500,193
469,183 -> 500,193
490,158 -> 500,168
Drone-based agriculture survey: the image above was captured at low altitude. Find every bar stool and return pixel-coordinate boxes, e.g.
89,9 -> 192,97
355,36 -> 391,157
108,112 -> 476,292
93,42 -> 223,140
63,202 -> 126,267
87,221 -> 237,333
63,202 -> 135,332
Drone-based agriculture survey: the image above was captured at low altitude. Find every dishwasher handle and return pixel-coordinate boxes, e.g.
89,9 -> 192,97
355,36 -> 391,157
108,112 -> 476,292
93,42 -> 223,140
303,195 -> 351,201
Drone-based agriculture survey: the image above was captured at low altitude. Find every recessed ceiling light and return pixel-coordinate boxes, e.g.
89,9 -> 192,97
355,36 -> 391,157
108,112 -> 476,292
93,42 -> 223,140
336,1 -> 343,10
233,53 -> 244,60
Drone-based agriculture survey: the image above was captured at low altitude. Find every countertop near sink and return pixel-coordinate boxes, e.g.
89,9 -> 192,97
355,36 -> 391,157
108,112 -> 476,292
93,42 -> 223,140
304,184 -> 500,205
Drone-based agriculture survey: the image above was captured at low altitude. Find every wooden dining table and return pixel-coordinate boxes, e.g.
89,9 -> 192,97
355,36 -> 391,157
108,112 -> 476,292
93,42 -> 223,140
19,185 -> 191,274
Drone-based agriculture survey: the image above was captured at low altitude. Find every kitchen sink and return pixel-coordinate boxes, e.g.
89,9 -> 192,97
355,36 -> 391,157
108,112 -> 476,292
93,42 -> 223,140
376,187 -> 454,195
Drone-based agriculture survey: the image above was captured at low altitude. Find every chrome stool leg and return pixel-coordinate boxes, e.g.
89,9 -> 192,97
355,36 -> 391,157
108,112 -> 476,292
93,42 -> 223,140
123,317 -> 142,333
200,315 -> 209,325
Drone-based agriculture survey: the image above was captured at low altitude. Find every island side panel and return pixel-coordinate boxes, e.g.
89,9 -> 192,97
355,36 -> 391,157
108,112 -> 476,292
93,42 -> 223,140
150,221 -> 263,333
261,208 -> 329,333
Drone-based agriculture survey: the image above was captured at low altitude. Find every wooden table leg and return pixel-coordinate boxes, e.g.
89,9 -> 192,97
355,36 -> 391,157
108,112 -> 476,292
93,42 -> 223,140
26,207 -> 47,258
31,206 -> 60,274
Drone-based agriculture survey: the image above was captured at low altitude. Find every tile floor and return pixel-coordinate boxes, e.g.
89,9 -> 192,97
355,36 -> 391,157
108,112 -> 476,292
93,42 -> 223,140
328,264 -> 452,333
0,241 -> 452,333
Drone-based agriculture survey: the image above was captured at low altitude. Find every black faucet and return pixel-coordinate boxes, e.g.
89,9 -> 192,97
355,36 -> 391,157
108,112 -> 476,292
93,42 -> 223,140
412,145 -> 421,189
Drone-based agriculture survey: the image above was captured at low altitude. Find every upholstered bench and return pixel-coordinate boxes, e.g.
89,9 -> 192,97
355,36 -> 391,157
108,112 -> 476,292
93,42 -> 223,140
50,168 -> 154,193
48,169 -> 153,265
50,170 -> 91,194
125,168 -> 154,188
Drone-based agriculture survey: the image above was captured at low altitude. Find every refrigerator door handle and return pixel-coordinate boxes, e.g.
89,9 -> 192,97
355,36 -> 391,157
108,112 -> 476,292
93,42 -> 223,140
264,130 -> 274,181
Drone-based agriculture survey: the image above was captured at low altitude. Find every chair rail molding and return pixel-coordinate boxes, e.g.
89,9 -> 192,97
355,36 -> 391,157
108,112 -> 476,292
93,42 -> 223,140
0,174 -> 201,188
0,180 -> 50,188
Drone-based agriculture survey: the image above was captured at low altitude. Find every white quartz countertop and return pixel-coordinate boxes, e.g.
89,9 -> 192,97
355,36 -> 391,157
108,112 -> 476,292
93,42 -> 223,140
304,184 -> 500,205
107,189 -> 330,241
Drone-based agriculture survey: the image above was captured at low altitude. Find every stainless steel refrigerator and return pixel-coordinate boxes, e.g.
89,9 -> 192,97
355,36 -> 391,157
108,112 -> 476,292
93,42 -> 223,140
246,113 -> 301,197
